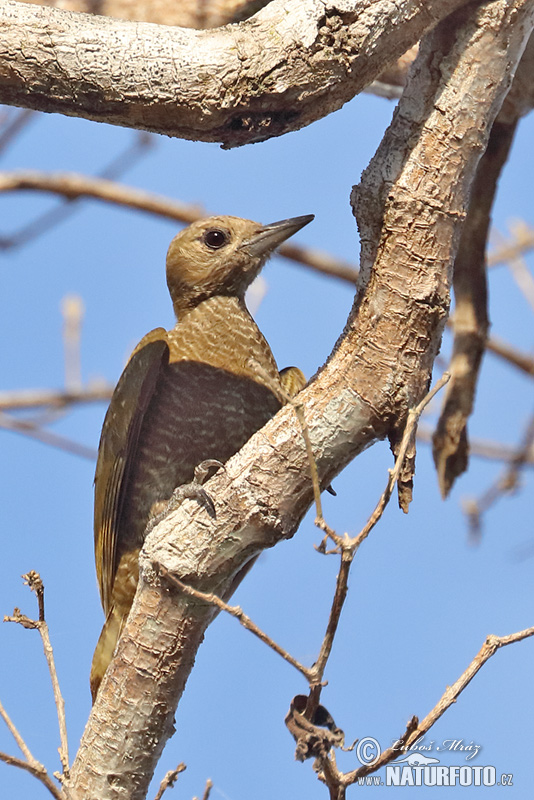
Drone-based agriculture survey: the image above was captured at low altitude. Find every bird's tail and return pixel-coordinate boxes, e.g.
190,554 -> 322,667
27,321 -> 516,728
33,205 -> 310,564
90,607 -> 123,702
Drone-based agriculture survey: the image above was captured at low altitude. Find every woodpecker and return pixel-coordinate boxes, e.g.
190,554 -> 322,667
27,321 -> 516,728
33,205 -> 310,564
91,214 -> 313,699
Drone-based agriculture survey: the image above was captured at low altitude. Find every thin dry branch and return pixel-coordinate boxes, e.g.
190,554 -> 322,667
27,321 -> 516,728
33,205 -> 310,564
0,699 -> 64,800
0,748 -> 64,800
152,762 -> 186,800
488,222 -> 534,267
418,424 -> 534,465
4,573 -> 70,777
61,296 -> 84,392
0,384 -> 114,411
0,410 -> 98,459
192,778 -> 213,800
0,0 -> 472,146
463,410 -> 534,538
507,248 -> 534,313
162,568 -> 313,681
485,334 -> 534,377
350,373 -> 450,551
0,170 -> 358,283
0,108 -> 34,154
320,625 -> 534,791
0,134 -> 152,249
303,374 -> 450,726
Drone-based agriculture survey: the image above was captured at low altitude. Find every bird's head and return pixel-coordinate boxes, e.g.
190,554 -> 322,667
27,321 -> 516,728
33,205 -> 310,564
166,214 -> 314,313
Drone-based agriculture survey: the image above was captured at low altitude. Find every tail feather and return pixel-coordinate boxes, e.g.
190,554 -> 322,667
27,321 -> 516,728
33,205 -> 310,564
90,607 -> 123,702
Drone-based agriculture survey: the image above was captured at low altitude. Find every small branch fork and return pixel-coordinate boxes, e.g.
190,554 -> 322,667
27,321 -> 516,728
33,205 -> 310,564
2,572 -> 69,798
462,408 -> 534,539
324,626 -> 534,794
152,762 -> 186,800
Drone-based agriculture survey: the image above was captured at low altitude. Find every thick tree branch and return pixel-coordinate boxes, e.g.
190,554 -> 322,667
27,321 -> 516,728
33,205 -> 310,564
432,25 -> 534,496
433,118 -> 518,497
0,0 -> 471,147
65,2 -> 534,798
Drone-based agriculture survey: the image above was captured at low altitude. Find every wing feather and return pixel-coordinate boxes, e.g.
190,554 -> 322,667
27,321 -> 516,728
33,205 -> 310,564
94,329 -> 169,613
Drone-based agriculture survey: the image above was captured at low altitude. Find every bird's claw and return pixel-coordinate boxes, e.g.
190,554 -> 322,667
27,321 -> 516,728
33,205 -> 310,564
194,459 -> 225,485
166,460 -> 224,520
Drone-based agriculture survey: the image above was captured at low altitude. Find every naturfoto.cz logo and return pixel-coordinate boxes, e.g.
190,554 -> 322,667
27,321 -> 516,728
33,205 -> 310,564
354,737 -> 513,788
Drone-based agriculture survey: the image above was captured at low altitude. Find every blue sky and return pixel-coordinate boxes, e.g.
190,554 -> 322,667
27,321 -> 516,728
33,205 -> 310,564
0,84 -> 533,800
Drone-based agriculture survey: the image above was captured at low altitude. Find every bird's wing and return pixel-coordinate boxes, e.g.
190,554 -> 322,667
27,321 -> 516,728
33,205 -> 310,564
94,328 -> 170,613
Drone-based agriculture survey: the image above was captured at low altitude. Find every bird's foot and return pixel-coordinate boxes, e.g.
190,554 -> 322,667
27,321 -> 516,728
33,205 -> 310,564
193,458 -> 224,486
145,460 -> 224,534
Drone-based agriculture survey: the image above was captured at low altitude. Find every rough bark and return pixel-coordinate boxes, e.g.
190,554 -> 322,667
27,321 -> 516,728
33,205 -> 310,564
432,26 -> 534,497
433,119 -> 518,497
0,0 -> 472,147
65,1 -> 534,798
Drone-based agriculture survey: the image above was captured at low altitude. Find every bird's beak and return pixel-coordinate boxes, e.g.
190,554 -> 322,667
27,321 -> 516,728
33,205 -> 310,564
245,214 -> 314,257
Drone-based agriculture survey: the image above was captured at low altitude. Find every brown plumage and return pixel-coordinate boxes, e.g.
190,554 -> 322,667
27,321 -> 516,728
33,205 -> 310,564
91,214 -> 313,699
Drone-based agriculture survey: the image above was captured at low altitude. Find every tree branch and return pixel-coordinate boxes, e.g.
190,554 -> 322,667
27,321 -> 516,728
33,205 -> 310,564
0,170 -> 358,282
65,2 -> 534,798
340,626 -> 534,786
0,0 -> 471,147
433,118 -> 518,497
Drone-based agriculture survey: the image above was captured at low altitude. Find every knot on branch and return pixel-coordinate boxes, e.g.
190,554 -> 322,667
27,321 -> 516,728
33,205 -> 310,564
285,694 -> 344,762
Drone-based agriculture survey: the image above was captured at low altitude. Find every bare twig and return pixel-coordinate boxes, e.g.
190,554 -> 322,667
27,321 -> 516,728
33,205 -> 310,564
350,373 -> 450,551
401,627 -> 534,747
507,251 -> 534,313
0,700 -> 64,800
61,296 -> 84,392
0,748 -> 64,800
0,410 -> 98,459
153,763 -> 186,800
305,552 -> 351,722
418,424 -> 534,465
192,778 -> 213,800
4,572 -> 70,778
463,410 -> 534,538
0,133 -> 153,249
161,568 -> 313,681
484,334 -> 534,377
0,384 -> 114,411
0,698 -> 34,763
305,374 -> 450,721
0,109 -> 35,155
488,223 -> 534,268
321,625 -> 534,791
0,170 -> 358,284
246,358 -> 342,548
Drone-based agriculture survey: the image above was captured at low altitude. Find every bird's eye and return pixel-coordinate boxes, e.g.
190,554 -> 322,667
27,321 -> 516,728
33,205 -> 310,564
203,229 -> 228,249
